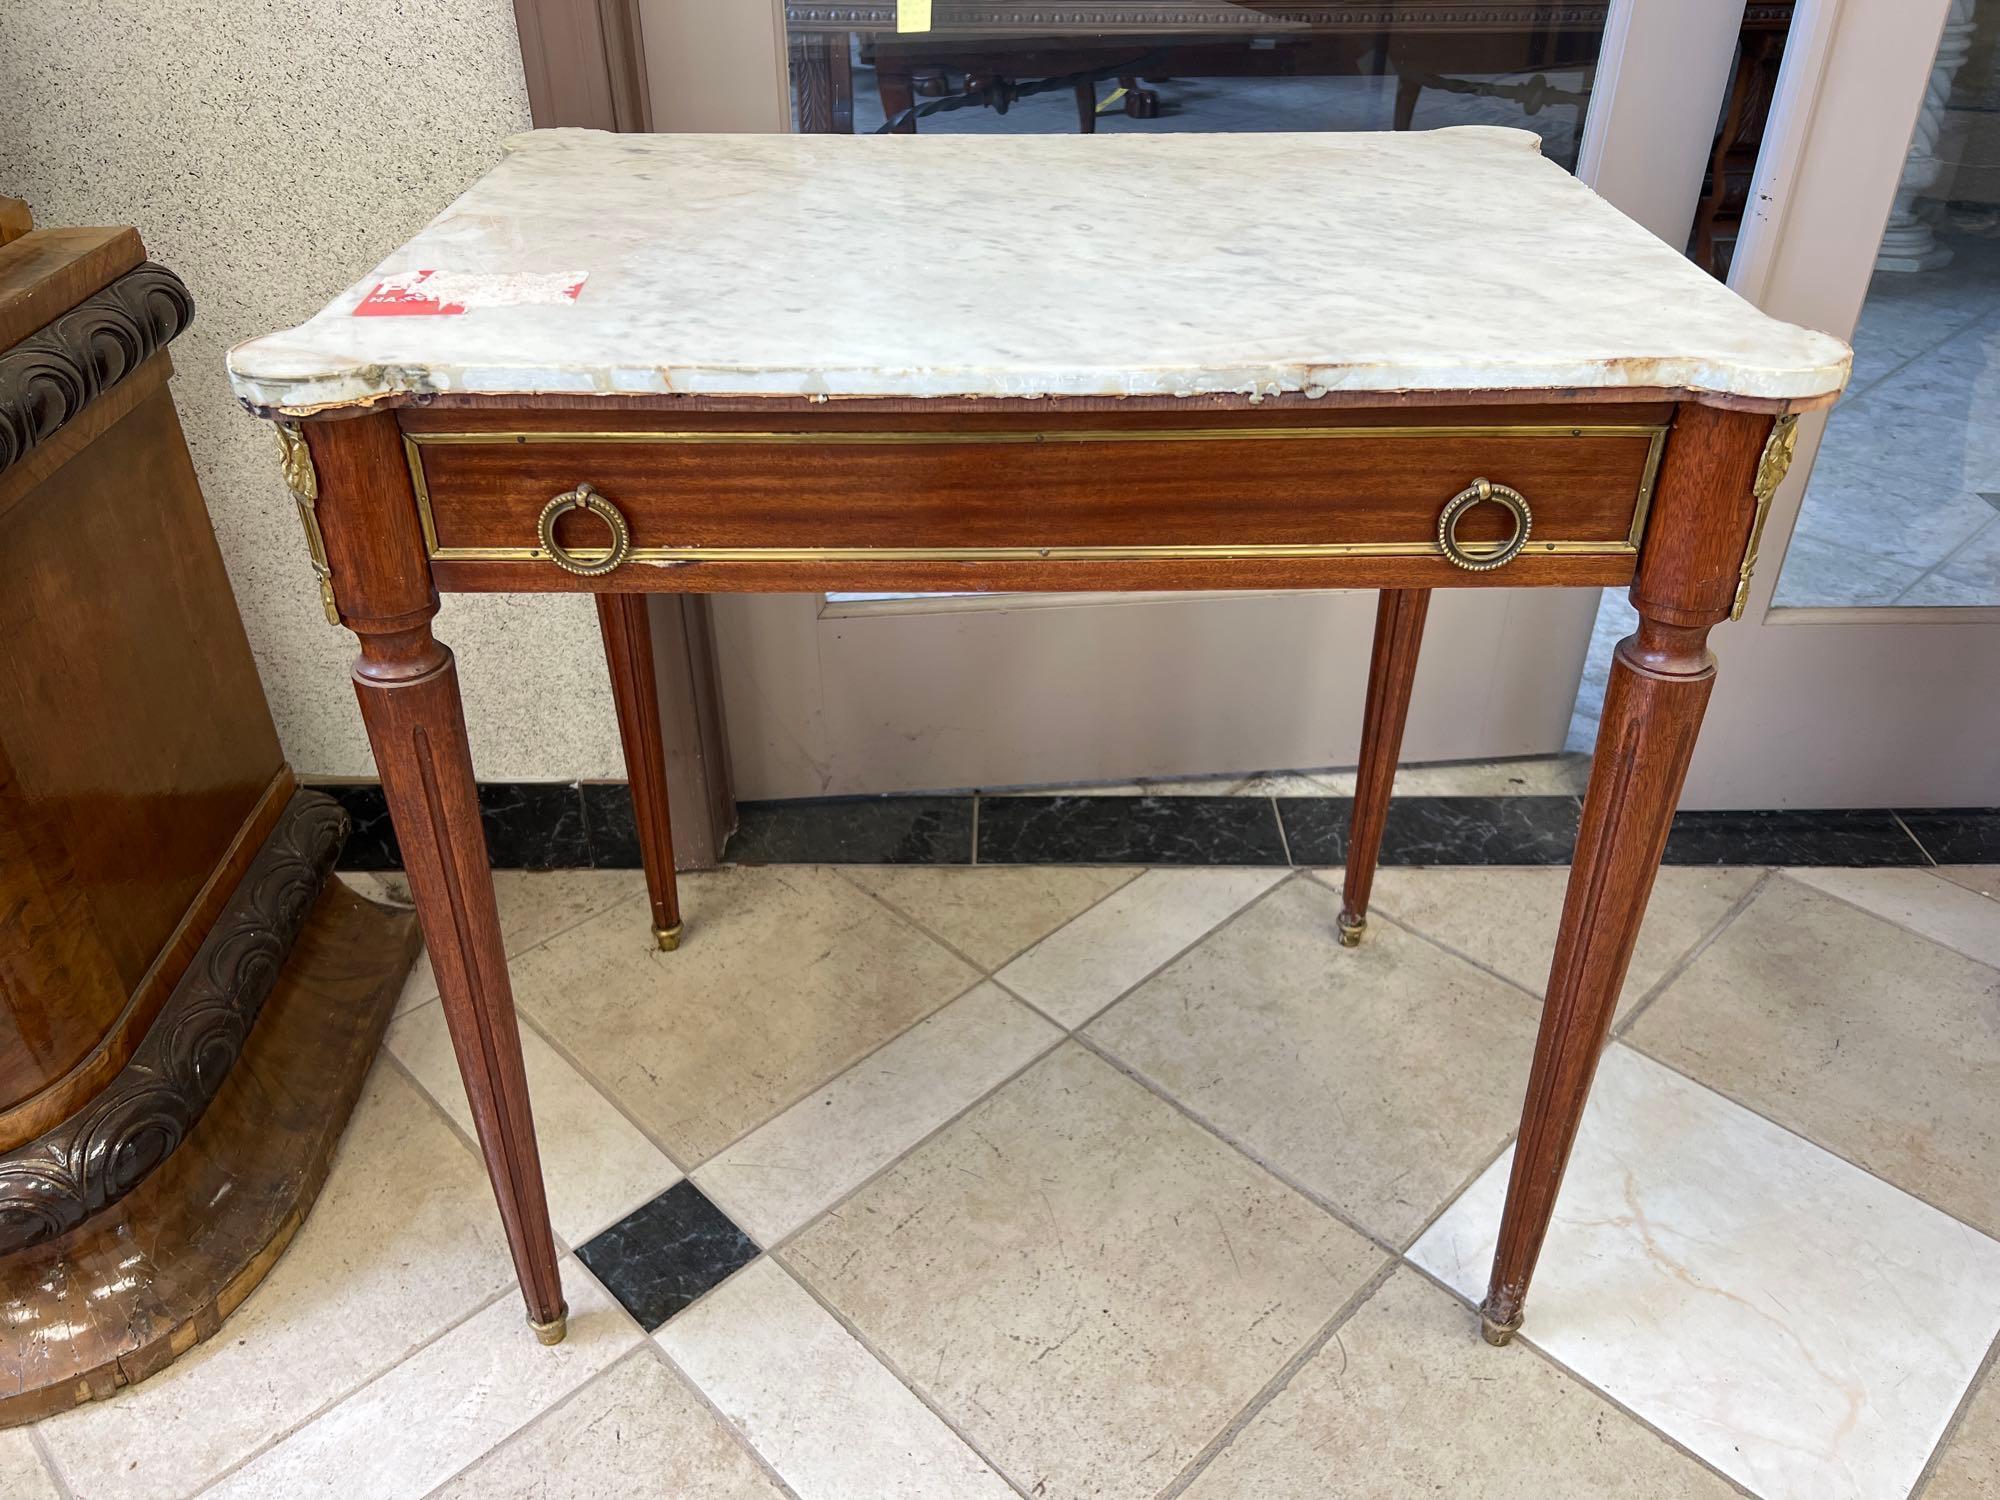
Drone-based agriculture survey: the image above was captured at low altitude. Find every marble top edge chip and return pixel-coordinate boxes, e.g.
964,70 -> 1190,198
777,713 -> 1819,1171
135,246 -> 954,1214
226,127 -> 1851,415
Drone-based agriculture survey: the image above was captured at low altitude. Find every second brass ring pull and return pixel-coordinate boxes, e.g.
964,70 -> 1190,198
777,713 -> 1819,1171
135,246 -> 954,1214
536,482 -> 631,577
1437,478 -> 1532,572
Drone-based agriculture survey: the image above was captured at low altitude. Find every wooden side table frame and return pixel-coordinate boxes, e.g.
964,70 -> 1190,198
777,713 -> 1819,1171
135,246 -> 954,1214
284,388 -> 1801,1347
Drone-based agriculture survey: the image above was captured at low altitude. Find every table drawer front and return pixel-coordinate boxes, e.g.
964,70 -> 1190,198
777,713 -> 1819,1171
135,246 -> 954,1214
403,424 -> 1665,570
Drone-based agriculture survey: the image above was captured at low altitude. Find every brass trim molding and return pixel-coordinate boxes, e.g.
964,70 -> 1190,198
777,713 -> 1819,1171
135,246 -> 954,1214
278,421 -> 340,624
402,423 -> 1667,570
1731,412 -> 1800,620
405,422 -> 1666,446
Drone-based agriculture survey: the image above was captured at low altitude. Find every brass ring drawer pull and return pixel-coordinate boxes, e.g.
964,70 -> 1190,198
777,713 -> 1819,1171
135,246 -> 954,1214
1437,477 -> 1533,571
536,482 -> 631,577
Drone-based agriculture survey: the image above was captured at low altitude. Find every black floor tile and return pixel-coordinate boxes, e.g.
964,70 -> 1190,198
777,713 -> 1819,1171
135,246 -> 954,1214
977,795 -> 1289,865
1894,808 -> 2000,865
1662,809 -> 1928,866
1278,796 -> 1582,866
576,1180 -> 759,1331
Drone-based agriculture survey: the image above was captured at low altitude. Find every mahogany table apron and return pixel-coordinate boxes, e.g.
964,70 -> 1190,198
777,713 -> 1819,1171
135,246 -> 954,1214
284,389 -> 1799,1347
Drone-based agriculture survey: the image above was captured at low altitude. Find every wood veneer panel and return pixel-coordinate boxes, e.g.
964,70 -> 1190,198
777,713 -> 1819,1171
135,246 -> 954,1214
0,881 -> 420,1424
0,227 -> 143,350
0,385 -> 284,1123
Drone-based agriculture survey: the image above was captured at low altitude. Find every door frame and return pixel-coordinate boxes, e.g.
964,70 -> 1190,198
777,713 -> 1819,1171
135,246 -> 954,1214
1678,0 -> 2000,808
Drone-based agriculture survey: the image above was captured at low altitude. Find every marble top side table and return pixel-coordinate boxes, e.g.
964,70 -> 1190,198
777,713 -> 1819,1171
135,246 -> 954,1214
229,126 -> 1849,1347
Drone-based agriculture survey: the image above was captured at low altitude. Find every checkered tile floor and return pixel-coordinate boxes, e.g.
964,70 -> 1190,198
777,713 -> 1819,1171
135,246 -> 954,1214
16,856 -> 2000,1500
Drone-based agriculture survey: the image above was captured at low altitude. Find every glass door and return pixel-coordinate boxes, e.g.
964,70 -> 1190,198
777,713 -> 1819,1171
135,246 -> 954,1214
653,1 -> 1784,796
1672,0 -> 2000,808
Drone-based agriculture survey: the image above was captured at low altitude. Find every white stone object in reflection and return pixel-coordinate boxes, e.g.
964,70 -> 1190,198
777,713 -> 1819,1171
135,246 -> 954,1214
227,126 -> 1850,413
1877,0 -> 1978,274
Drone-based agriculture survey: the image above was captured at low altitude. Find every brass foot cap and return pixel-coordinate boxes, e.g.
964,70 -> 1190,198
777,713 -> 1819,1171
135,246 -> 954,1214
1479,1309 -> 1522,1347
655,922 -> 684,953
529,1307 -> 569,1346
1336,914 -> 1366,948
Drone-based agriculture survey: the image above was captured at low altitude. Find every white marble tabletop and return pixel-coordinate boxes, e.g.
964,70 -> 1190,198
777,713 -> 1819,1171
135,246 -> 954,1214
227,127 -> 1849,414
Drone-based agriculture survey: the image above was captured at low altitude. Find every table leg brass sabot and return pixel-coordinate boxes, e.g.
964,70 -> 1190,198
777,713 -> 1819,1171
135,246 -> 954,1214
529,1308 -> 569,1346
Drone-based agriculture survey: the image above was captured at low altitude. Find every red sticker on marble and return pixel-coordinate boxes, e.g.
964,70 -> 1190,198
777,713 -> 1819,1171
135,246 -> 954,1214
352,269 -> 588,316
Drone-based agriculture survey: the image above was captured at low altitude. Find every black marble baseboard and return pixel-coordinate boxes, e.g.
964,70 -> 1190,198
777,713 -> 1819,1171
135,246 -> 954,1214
318,781 -> 1994,872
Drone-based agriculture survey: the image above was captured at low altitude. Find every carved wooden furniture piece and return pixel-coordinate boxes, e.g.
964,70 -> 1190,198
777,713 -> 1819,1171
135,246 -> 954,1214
227,127 -> 1847,1347
0,220 -> 420,1421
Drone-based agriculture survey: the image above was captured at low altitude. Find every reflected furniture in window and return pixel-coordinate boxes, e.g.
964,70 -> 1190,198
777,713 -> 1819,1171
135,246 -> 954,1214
785,1 -> 1793,270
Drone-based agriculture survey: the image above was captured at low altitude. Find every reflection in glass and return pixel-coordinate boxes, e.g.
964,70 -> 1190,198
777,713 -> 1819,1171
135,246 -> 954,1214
1775,0 -> 2000,609
784,3 -> 1792,275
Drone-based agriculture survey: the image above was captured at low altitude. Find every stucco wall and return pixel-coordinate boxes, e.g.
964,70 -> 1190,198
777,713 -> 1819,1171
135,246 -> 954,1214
0,0 -> 624,780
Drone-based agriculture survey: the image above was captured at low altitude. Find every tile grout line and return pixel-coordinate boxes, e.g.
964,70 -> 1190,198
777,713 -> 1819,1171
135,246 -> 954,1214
1057,869 -> 1305,1037
1891,809 -> 1940,866
1766,866 -> 2000,977
687,962 -> 1004,1174
1615,1033 -> 2000,1247
1270,794 -> 1293,865
410,1345 -> 657,1500
718,1256 -> 1040,1500
637,1340 -> 810,1500
1906,1325 -> 2000,1500
758,1031 -> 1070,1262
1154,1255 -> 1402,1500
375,1047 -> 583,1258
968,793 -> 979,865
393,870 -> 653,1012
1611,868 -> 1776,1039
1068,1029 -> 1405,1264
828,861 -> 1143,984
1887,511 -> 1998,605
25,1427 -> 76,1500
185,1278 -> 524,1499
485,870 -> 1008,1185
1391,1256 -> 1764,1500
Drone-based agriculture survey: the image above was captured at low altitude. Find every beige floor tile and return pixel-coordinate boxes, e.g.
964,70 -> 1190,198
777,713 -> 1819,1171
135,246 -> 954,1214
388,998 -> 682,1243
994,867 -> 1288,1027
431,1349 -> 786,1499
659,1258 -> 1017,1500
1089,876 -> 1543,1244
1789,866 -> 2000,971
695,982 -> 1060,1245
1363,865 -> 1763,1018
1935,865 -> 1999,901
37,1064 -> 514,1500
785,1043 -> 1383,1500
844,864 -> 1138,970
514,867 -> 978,1164
373,868 -> 648,1016
1183,1269 -> 1741,1500
0,1432 -> 59,1500
203,1260 -> 638,1500
1928,1362 -> 2000,1500
1628,876 -> 2000,1236
1412,1045 -> 2000,1500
